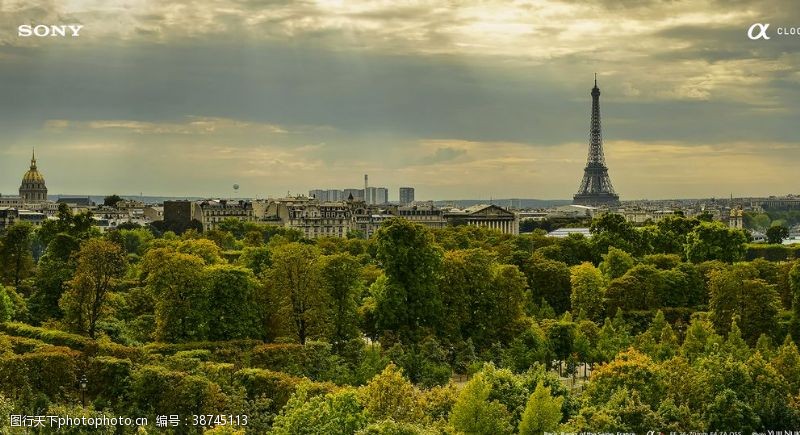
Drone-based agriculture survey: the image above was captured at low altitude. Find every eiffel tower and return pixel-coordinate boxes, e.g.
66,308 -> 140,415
573,74 -> 620,206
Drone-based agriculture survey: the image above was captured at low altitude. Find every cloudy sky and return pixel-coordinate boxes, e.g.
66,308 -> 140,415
1,0 -> 799,200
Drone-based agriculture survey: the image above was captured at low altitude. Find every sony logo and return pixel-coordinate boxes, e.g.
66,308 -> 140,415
18,24 -> 84,37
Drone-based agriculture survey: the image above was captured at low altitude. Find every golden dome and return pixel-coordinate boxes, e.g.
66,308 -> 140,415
22,168 -> 45,183
21,150 -> 45,184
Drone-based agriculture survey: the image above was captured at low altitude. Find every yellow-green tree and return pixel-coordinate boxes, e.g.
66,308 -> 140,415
599,247 -> 634,280
709,266 -> 780,343
570,262 -> 606,322
267,242 -> 325,344
518,382 -> 564,435
358,364 -> 423,423
449,372 -> 513,435
60,238 -> 127,337
143,248 -> 208,342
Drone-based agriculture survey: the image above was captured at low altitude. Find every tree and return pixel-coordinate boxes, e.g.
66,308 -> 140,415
590,213 -> 642,256
704,389 -> 761,433
374,218 -> 443,344
440,249 -> 527,349
59,239 -> 127,337
358,364 -> 423,423
604,264 -> 663,312
440,249 -> 493,345
0,286 -> 14,322
570,262 -> 606,322
205,265 -> 260,340
237,246 -> 271,276
723,318 -> 751,361
0,222 -> 34,287
103,194 -> 123,208
504,324 -> 551,372
272,386 -> 368,435
680,315 -> 723,361
650,215 -> 699,255
518,382 -> 564,435
218,218 -> 246,239
28,233 -> 80,323
143,248 -> 208,342
790,262 -> 800,337
449,372 -> 513,435
489,264 -> 529,344
525,256 -> 571,314
37,203 -> 97,248
267,242 -> 325,344
595,316 -> 631,363
320,253 -> 362,348
583,348 -> 663,409
774,336 -> 800,392
708,266 -> 781,343
546,315 -> 576,363
599,247 -> 634,280
766,225 -> 790,244
176,238 -> 223,264
685,221 -> 748,263
108,228 -> 153,255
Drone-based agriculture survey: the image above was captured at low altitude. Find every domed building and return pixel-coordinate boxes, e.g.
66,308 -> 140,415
19,150 -> 47,203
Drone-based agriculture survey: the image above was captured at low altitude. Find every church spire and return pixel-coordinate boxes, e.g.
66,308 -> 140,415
31,148 -> 37,169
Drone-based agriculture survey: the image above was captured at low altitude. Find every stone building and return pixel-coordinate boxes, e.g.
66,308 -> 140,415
19,150 -> 47,203
442,204 -> 519,235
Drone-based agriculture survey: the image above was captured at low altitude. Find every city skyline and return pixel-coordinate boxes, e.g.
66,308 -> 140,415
2,0 -> 800,200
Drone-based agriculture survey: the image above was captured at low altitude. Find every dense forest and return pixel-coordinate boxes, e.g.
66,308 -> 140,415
1,203 -> 800,434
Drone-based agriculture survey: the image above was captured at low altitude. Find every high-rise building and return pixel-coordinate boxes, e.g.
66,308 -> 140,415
343,188 -> 364,201
399,187 -> 415,204
365,186 -> 389,204
326,189 -> 343,201
573,75 -> 620,206
19,149 -> 48,203
309,189 -> 326,201
376,187 -> 388,204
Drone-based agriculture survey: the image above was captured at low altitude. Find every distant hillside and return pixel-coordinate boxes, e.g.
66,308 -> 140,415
48,195 -> 204,205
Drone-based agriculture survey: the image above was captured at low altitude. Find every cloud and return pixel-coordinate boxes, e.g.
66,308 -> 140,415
413,146 -> 468,165
45,116 -> 288,135
2,0 -> 800,199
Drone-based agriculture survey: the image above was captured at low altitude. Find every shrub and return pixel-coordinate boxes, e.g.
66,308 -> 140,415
233,368 -> 335,414
0,348 -> 79,400
87,356 -> 132,407
130,365 -> 228,417
0,322 -> 97,353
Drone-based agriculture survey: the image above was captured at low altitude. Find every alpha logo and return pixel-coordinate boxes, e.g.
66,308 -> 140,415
747,23 -> 770,40
18,24 -> 83,37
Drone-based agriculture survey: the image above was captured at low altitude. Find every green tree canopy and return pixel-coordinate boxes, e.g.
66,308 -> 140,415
708,265 -> 781,343
685,221 -> 748,263
518,382 -> 564,435
766,224 -> 790,244
570,262 -> 606,322
60,238 -> 127,337
449,371 -> 513,435
374,218 -> 444,344
525,256 -> 571,314
0,222 -> 34,287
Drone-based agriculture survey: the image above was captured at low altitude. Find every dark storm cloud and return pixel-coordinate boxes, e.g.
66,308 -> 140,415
1,0 -> 800,199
